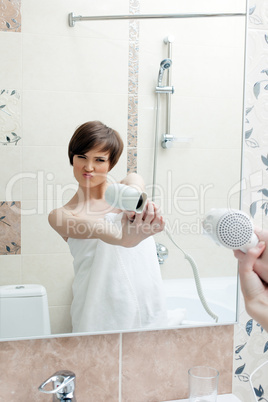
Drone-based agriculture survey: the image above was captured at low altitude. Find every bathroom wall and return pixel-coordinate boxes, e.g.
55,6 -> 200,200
233,0 -> 268,400
0,0 -> 246,335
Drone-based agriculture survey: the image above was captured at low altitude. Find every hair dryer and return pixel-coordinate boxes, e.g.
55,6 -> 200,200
202,208 -> 259,253
105,183 -> 147,213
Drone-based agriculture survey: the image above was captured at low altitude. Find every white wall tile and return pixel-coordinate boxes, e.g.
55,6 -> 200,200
137,147 -> 154,193
137,95 -> 158,150
22,0 -> 129,38
170,96 -> 244,150
143,147 -> 242,196
158,238 -> 237,279
0,32 -> 22,88
22,253 -> 74,306
21,145 -> 76,200
22,90 -> 128,146
21,200 -> 70,254
139,16 -> 246,48
22,34 -> 129,93
49,305 -> 72,335
0,255 -> 22,285
0,146 -> 22,200
140,0 -> 246,14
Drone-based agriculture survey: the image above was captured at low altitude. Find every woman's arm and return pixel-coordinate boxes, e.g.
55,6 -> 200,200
48,200 -> 164,247
48,208 -> 122,244
234,229 -> 268,331
120,172 -> 145,191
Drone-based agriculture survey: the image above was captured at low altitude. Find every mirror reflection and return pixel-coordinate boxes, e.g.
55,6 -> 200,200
0,1 -> 246,340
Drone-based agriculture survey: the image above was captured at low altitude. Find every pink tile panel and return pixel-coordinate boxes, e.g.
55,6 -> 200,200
0,334 -> 120,402
0,325 -> 233,402
122,325 -> 234,402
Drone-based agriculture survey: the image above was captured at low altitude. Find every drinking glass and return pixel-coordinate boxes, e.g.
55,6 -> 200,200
188,366 -> 219,402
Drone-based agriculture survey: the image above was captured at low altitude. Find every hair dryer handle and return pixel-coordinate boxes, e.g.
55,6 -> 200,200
239,233 -> 259,253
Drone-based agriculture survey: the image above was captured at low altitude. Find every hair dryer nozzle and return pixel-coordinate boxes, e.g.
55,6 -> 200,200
105,183 -> 147,213
202,208 -> 259,253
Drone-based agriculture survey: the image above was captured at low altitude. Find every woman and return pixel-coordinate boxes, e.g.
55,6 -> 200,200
49,121 -> 167,333
234,229 -> 268,332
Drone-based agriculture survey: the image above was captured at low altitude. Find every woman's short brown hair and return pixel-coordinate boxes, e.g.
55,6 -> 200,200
68,121 -> 124,170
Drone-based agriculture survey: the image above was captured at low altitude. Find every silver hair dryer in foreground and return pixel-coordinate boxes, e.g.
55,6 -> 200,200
105,183 -> 147,213
202,208 -> 259,253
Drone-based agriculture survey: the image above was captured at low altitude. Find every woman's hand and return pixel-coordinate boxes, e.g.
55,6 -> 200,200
121,201 -> 165,247
233,229 -> 268,331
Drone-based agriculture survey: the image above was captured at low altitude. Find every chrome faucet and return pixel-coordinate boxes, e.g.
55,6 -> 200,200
38,370 -> 76,401
156,242 -> 168,264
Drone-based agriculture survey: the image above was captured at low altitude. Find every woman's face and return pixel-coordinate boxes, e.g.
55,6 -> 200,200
72,147 -> 110,189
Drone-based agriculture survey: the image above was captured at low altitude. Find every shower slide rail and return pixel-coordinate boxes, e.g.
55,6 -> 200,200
68,12 -> 246,27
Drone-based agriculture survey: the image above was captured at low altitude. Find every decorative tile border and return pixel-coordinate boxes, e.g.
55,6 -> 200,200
127,148 -> 137,174
233,5 -> 268,400
0,201 -> 21,255
0,89 -> 21,145
234,312 -> 268,401
0,0 -> 21,32
127,0 -> 140,172
248,0 -> 268,30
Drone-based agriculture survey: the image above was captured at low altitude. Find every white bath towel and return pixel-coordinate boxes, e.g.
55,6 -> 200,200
67,212 -> 168,333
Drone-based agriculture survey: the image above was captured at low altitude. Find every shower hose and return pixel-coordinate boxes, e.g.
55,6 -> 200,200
164,227 -> 219,323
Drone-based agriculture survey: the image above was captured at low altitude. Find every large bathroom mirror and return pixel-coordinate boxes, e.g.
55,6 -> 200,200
0,0 -> 247,341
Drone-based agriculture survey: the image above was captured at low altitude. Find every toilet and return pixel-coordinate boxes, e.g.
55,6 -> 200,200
0,284 -> 51,339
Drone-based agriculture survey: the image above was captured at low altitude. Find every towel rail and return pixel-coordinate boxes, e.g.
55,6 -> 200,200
68,12 -> 246,27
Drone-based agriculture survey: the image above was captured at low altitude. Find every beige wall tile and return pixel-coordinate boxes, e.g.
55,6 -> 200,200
22,253 -> 74,306
0,147 -> 22,200
0,254 -> 21,285
139,0 -> 245,13
0,334 -> 120,402
22,90 -> 128,147
49,305 -> 72,335
22,0 -> 128,37
22,35 -> 128,94
121,325 -> 234,401
0,33 -> 22,87
21,200 -> 70,255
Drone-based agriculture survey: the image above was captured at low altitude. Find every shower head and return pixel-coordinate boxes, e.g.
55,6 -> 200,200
158,58 -> 172,86
160,58 -> 172,69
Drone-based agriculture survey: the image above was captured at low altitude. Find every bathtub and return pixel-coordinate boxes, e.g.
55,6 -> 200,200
163,276 -> 238,326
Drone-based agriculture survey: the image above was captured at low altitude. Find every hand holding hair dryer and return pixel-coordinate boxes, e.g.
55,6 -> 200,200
202,208 -> 259,253
105,184 -> 220,322
105,183 -> 148,213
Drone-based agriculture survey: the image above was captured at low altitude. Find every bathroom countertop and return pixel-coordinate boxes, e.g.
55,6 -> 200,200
166,393 -> 241,402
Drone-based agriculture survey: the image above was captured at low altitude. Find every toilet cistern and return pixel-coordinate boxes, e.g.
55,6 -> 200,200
38,370 -> 76,401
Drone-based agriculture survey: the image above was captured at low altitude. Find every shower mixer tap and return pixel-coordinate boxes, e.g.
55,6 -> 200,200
161,133 -> 193,148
